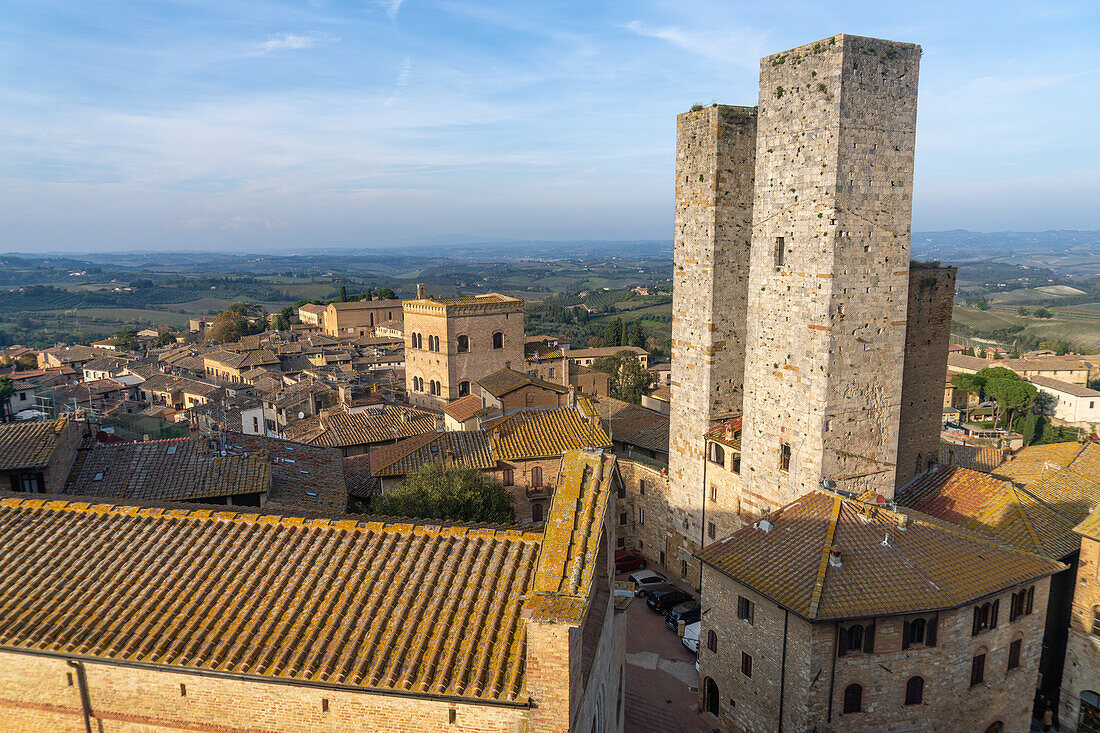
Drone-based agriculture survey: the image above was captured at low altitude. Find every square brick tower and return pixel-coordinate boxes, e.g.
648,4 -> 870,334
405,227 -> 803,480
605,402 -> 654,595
668,105 -> 757,567
740,35 -> 921,510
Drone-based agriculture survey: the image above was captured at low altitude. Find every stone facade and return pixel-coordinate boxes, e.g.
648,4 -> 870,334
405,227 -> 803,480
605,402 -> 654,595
701,436 -> 746,544
895,263 -> 957,488
668,104 -> 757,587
615,458 -> 674,569
1061,533 -> 1100,731
699,567 -> 1050,733
323,299 -> 404,338
740,35 -> 921,509
403,295 -> 525,409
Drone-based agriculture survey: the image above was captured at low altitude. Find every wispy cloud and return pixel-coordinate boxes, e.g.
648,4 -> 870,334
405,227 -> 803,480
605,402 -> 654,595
180,216 -> 287,230
384,58 -> 413,109
259,33 -> 325,53
380,0 -> 404,22
623,20 -> 768,70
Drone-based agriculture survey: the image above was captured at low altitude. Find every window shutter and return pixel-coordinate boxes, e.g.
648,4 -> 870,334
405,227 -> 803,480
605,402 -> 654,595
991,600 -> 1000,628
1026,586 -> 1034,614
926,617 -> 937,647
864,623 -> 875,653
972,607 -> 981,636
902,620 -> 911,650
837,626 -> 848,657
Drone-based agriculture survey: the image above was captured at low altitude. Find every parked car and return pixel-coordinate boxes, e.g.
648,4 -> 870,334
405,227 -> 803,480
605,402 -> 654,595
682,621 -> 701,654
646,587 -> 694,614
614,550 -> 646,575
665,601 -> 701,631
628,569 -> 667,597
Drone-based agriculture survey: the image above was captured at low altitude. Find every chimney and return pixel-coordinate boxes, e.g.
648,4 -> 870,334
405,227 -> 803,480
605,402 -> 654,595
416,283 -> 427,299
829,548 -> 842,567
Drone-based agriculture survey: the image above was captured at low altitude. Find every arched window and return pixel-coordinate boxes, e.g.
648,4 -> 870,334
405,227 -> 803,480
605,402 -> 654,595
531,503 -> 543,523
915,453 -> 922,474
847,625 -> 864,653
843,684 -> 862,714
910,618 -> 925,645
370,312 -> 374,327
458,381 -> 470,397
707,630 -> 717,652
502,468 -> 514,486
413,333 -> 422,349
492,332 -> 504,349
530,466 -> 543,487
905,676 -> 924,705
709,443 -> 725,466
983,723 -> 1004,733
457,335 -> 469,353
704,677 -> 719,716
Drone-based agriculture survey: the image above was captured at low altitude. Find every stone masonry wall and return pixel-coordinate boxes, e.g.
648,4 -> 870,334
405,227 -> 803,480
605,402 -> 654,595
1060,535 -> 1100,731
0,651 -> 528,733
895,264 -> 957,489
698,566 -> 1049,733
741,35 -> 920,509
668,104 -> 756,583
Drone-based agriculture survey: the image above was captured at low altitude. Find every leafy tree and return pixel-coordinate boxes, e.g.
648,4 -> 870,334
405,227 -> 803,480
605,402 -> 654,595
1033,307 -> 1053,319
273,313 -> 290,331
376,288 -> 396,299
112,326 -> 140,351
976,366 -> 1036,430
367,464 -> 515,524
1032,391 -> 1055,416
963,347 -> 975,357
628,321 -> 647,349
602,318 -> 624,348
591,350 -> 656,404
587,336 -> 602,348
950,373 -> 984,422
976,348 -> 986,359
993,351 -> 1004,360
1017,307 -> 1028,316
339,286 -> 348,302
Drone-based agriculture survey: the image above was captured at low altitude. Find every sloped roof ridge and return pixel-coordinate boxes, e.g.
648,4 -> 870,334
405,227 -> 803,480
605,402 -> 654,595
806,494 -> 842,618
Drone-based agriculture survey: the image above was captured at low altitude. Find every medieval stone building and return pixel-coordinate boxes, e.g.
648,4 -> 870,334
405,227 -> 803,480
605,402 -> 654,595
665,34 -> 957,587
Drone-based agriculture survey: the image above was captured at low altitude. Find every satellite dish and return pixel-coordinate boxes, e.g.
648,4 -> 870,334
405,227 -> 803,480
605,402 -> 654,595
298,411 -> 305,420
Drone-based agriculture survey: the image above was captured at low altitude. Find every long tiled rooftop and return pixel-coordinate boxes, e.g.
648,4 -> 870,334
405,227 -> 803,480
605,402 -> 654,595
0,497 -> 540,702
486,406 -> 611,461
64,438 -> 271,502
370,431 -> 495,478
284,407 -> 436,448
697,490 -> 1063,621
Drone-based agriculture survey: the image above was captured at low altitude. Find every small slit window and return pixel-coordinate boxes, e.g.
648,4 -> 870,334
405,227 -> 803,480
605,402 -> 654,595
775,236 -> 786,267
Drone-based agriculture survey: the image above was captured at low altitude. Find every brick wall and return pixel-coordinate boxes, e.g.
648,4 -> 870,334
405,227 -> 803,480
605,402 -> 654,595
0,651 -> 529,733
698,566 -> 1048,732
741,35 -> 920,509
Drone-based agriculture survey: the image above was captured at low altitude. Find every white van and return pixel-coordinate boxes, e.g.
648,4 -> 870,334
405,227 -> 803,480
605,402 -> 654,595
682,621 -> 700,654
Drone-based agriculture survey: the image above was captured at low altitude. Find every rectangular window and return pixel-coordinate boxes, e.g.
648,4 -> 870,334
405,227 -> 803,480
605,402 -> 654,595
707,522 -> 716,540
639,480 -> 646,495
619,512 -> 627,526
732,457 -> 741,474
1092,607 -> 1100,637
970,654 -> 985,687
775,236 -> 786,267
639,508 -> 645,525
710,485 -> 718,502
738,596 -> 755,625
780,443 -> 791,472
741,652 -> 752,677
1007,639 -> 1021,670
548,368 -> 554,378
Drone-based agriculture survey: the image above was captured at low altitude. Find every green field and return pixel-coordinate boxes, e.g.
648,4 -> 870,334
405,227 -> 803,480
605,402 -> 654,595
44,308 -> 192,327
953,306 -> 1100,352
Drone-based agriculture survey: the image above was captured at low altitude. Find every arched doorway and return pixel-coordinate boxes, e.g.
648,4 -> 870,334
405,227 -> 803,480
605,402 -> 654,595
704,677 -> 720,716
983,723 -> 1004,733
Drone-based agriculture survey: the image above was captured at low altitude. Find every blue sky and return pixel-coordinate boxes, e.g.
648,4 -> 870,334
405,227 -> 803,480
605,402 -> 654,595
2,0 -> 1098,252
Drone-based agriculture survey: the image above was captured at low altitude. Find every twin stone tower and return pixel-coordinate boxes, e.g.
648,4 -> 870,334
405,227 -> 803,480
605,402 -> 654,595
668,34 -> 956,575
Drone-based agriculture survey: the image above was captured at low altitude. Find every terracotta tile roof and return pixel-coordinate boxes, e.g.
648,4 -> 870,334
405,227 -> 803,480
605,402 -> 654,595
526,449 -> 616,622
0,497 -> 540,702
0,419 -> 72,471
266,379 -> 335,409
342,454 -> 379,499
706,416 -> 743,450
222,433 -> 349,514
284,407 -> 436,448
896,465 -> 1079,558
370,431 -> 495,478
647,385 -> 671,401
1074,506 -> 1100,542
329,298 -> 405,310
485,407 -> 611,461
64,439 -> 271,502
442,394 -> 484,423
478,368 -> 568,398
939,442 -> 1005,472
298,303 -> 327,315
589,397 -> 669,454
993,442 -> 1088,485
566,346 -> 648,359
697,490 -> 1063,621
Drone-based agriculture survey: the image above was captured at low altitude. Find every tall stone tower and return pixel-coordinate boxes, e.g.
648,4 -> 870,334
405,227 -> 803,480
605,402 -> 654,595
740,35 -> 921,510
668,105 -> 756,569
